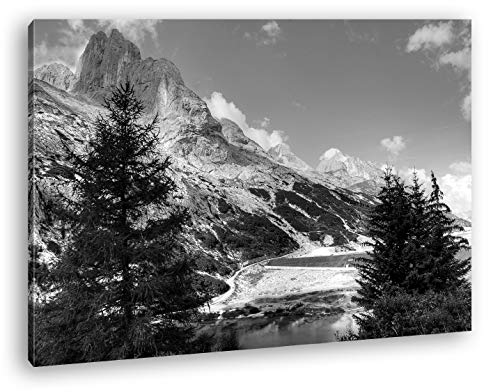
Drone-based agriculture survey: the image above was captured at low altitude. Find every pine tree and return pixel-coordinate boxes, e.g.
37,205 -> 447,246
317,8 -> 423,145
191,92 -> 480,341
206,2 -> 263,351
355,168 -> 413,309
34,82 -> 209,365
424,172 -> 471,291
353,170 -> 471,339
404,171 -> 432,292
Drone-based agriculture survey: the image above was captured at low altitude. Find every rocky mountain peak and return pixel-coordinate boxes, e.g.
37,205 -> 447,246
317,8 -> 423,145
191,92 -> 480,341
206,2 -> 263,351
33,63 -> 77,91
74,29 -> 141,94
317,147 -> 383,187
268,143 -> 312,172
219,118 -> 263,153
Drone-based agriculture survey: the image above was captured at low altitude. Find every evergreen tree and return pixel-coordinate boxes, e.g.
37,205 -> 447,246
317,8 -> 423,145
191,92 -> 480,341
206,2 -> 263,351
424,172 -> 471,291
404,171 -> 432,292
34,82 -> 209,365
354,170 -> 471,339
355,168 -> 413,309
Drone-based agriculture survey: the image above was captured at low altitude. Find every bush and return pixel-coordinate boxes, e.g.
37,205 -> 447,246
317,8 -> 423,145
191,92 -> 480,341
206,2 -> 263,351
355,287 -> 471,339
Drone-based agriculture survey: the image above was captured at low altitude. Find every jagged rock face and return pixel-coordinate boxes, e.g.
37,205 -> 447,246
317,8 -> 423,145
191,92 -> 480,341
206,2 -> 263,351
72,29 -> 220,145
33,63 -> 77,91
268,143 -> 312,172
316,148 -> 383,188
74,29 -> 141,94
219,118 -> 263,153
30,29 -> 378,285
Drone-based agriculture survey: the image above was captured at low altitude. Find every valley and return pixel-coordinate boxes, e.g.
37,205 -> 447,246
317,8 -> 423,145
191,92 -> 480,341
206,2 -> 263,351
203,248 -> 362,348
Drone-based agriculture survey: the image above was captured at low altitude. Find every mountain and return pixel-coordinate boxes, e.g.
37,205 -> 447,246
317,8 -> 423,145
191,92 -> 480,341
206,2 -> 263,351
316,147 -> 383,192
33,63 -> 77,91
268,143 -> 313,172
219,117 -> 264,154
30,29 -> 376,294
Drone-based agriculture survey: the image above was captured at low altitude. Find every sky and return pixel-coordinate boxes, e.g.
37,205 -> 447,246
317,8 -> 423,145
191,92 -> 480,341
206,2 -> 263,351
31,19 -> 471,219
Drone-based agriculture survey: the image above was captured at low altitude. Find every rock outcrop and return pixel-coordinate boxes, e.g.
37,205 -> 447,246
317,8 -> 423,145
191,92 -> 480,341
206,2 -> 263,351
268,143 -> 313,172
316,147 -> 383,191
219,117 -> 263,153
33,63 -> 77,91
74,29 -> 141,94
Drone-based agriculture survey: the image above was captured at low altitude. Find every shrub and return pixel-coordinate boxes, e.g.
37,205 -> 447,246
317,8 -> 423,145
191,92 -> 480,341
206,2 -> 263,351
355,287 -> 471,339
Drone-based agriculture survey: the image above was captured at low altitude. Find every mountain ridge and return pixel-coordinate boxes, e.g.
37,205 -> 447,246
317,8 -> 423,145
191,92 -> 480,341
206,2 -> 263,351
30,29 -> 379,293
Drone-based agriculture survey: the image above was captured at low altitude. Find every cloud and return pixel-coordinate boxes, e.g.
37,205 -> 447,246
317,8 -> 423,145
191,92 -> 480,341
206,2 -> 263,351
245,128 -> 287,151
440,172 -> 472,220
439,47 -> 471,72
96,19 -> 160,46
34,19 -> 93,70
33,19 -> 161,71
245,20 -> 283,46
380,136 -> 406,156
33,40 -> 83,71
406,22 -> 454,52
400,167 -> 429,185
204,91 -> 247,129
404,21 -> 471,121
398,163 -> 471,220
203,91 -> 287,150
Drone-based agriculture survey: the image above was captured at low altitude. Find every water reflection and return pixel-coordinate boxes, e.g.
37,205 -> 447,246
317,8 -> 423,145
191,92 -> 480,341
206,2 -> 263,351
236,313 -> 356,349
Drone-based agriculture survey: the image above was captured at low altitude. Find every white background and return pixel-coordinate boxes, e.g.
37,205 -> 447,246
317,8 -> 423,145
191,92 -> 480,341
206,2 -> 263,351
1,1 -> 498,391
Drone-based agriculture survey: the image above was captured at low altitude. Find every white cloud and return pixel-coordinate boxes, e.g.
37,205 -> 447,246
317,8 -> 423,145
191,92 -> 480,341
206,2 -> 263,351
399,163 -> 471,220
400,167 -> 430,185
404,21 -> 471,121
245,128 -> 287,151
34,19 -> 92,71
245,20 -> 283,46
380,136 -> 406,156
406,22 -> 454,52
203,91 -> 287,151
440,172 -> 472,220
439,47 -> 471,72
204,91 -> 247,130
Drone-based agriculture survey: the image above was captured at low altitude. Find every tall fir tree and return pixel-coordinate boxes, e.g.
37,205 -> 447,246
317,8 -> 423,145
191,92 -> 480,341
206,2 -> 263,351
404,171 -> 432,292
353,170 -> 471,339
424,172 -> 471,291
355,168 -> 413,309
33,82 -> 209,366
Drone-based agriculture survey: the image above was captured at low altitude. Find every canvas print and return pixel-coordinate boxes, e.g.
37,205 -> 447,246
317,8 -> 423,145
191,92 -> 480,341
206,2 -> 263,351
28,20 -> 471,366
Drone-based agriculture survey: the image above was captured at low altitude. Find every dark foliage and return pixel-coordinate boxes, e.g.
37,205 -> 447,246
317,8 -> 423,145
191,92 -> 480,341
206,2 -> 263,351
355,288 -> 471,339
220,211 -> 298,260
354,168 -> 471,339
32,82 -> 211,366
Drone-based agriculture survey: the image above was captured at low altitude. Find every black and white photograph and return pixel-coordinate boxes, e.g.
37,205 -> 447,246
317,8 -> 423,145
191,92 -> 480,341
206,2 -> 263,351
28,19 -> 472,366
